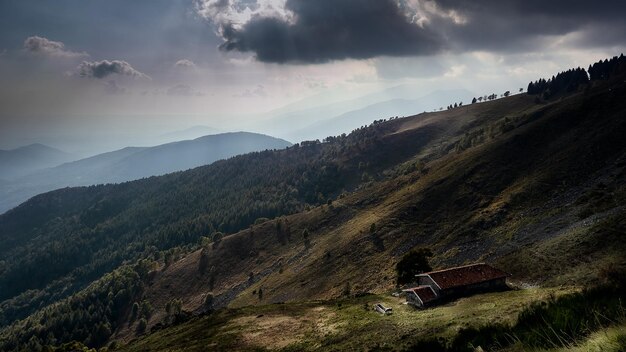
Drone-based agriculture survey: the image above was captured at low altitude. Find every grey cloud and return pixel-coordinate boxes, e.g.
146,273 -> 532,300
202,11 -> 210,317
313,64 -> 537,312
174,59 -> 197,69
431,0 -> 626,52
214,0 -> 442,63
436,1 -> 624,22
77,60 -> 150,79
23,36 -> 88,59
230,0 -> 259,12
203,0 -> 626,64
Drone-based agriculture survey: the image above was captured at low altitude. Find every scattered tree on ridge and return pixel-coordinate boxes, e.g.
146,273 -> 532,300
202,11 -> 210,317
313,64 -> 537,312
396,248 -> 433,285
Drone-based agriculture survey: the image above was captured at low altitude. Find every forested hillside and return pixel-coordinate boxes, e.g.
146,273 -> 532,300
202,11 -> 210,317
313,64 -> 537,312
0,56 -> 625,351
0,110 -> 450,327
0,132 -> 293,213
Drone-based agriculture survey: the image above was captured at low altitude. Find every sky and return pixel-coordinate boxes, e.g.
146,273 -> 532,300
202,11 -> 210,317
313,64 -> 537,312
0,0 -> 624,154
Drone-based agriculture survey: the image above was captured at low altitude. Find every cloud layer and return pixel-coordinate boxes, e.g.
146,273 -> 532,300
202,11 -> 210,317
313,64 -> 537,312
198,0 -> 626,64
200,0 -> 442,63
77,60 -> 150,79
23,36 -> 88,59
431,1 -> 626,52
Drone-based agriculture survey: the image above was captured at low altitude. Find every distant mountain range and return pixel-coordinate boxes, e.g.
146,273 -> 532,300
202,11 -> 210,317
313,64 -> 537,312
285,89 -> 475,141
252,89 -> 474,142
156,126 -> 223,144
0,132 -> 291,214
0,144 -> 75,180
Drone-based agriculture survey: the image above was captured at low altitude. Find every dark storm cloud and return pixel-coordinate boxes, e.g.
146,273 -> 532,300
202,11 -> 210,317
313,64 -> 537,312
436,0 -> 624,21
205,0 -> 626,64
432,0 -> 626,52
215,0 -> 442,63
77,60 -> 150,79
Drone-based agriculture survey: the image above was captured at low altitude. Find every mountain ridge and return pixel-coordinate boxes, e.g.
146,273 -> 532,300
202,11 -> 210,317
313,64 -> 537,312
0,132 -> 292,214
286,89 -> 475,142
0,143 -> 75,181
253,88 -> 474,141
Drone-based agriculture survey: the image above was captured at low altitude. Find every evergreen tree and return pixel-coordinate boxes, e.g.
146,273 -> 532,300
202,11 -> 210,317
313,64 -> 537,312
303,229 -> 311,249
204,293 -> 214,310
212,232 -> 224,250
199,248 -> 210,273
137,318 -> 147,333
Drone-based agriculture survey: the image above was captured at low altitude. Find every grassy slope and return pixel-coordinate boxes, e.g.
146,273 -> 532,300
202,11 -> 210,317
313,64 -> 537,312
116,79 -> 626,348
120,288 -> 574,352
549,324 -> 626,352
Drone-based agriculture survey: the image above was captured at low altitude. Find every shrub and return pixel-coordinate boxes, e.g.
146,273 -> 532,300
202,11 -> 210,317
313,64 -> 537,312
136,318 -> 147,333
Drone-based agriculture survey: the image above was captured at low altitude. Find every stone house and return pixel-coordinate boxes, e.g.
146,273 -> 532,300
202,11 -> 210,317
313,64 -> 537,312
403,263 -> 509,308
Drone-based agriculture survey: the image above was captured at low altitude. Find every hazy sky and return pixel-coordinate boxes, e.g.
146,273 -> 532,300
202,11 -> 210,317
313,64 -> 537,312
0,0 -> 624,153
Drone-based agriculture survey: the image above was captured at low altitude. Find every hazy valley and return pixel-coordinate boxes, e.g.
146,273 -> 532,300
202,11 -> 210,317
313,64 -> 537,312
0,132 -> 291,214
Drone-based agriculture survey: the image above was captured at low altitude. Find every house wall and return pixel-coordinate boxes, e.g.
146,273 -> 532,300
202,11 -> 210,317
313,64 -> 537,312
405,292 -> 424,308
417,275 -> 440,294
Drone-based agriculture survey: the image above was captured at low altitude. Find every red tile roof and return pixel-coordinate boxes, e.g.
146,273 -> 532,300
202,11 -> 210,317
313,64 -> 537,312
404,286 -> 438,303
421,263 -> 508,290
